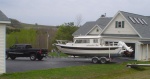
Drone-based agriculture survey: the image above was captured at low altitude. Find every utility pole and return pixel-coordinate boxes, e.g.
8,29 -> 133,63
47,31 -> 49,50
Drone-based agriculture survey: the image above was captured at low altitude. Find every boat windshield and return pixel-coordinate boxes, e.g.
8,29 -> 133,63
75,39 -> 90,43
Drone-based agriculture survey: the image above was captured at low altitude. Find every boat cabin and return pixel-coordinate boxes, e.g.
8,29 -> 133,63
73,36 -> 102,46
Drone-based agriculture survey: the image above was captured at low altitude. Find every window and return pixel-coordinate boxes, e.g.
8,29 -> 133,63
129,17 -> 136,23
93,39 -> 98,43
134,18 -> 140,24
115,21 -> 124,28
138,18 -> 144,24
105,41 -> 118,46
118,22 -> 122,28
142,19 -> 148,24
96,29 -> 99,32
75,39 -> 90,43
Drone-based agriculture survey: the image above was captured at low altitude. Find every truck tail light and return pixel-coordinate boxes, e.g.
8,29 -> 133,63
38,49 -> 42,54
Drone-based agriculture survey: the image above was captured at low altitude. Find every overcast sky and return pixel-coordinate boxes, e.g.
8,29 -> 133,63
0,0 -> 150,26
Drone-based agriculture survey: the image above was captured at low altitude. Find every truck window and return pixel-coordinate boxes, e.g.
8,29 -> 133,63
16,45 -> 24,49
26,45 -> 32,49
10,45 -> 16,49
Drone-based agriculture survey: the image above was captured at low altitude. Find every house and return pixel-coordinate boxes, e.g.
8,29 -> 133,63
73,11 -> 150,61
0,10 -> 10,74
73,16 -> 112,36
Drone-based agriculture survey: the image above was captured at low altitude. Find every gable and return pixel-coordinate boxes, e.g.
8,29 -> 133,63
87,25 -> 102,35
102,13 -> 139,37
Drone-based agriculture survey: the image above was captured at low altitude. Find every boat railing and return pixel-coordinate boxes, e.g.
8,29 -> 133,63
56,40 -> 73,44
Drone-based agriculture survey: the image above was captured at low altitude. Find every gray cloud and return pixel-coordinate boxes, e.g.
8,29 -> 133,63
0,0 -> 150,25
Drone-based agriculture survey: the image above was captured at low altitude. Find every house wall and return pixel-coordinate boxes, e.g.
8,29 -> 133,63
102,37 -> 150,61
103,13 -> 137,35
140,44 -> 150,61
102,37 -> 140,60
88,26 -> 102,35
0,24 -> 6,74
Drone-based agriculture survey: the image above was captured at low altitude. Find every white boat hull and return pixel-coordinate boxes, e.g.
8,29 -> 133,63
56,44 -> 122,57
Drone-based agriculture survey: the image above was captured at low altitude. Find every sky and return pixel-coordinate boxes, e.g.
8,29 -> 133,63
0,0 -> 150,26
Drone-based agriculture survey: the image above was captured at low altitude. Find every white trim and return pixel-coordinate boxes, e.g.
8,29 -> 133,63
100,11 -> 142,38
0,21 -> 11,24
4,25 -> 6,73
85,24 -> 102,35
147,44 -> 149,61
141,38 -> 150,40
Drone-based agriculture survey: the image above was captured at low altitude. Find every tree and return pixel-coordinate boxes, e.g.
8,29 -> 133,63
75,14 -> 83,27
54,22 -> 78,42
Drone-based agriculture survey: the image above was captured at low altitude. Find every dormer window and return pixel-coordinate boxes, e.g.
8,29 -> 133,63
96,29 -> 99,32
115,21 -> 124,28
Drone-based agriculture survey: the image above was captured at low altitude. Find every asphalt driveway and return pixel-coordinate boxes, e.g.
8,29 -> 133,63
6,57 -> 133,73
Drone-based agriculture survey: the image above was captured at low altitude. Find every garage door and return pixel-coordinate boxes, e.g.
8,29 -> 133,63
125,43 -> 135,57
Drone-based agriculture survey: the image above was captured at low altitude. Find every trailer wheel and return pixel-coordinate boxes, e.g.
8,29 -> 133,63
92,58 -> 99,64
100,58 -> 107,64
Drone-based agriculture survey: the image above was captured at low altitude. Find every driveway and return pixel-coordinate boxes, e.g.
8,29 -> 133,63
6,57 -> 133,73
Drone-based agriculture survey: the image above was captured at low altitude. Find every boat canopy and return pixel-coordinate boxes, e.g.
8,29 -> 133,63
74,36 -> 101,39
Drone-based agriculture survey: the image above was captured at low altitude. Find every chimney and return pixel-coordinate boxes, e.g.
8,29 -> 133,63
101,13 -> 106,18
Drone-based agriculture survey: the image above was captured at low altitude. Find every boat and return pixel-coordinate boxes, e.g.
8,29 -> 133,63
55,36 -> 133,57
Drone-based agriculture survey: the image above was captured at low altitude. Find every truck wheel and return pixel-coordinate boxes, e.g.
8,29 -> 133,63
6,53 -> 9,60
30,54 -> 36,61
10,56 -> 16,60
92,58 -> 99,64
37,56 -> 43,61
100,58 -> 107,64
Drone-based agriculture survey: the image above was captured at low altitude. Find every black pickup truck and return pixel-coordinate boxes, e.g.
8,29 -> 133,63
6,44 -> 48,61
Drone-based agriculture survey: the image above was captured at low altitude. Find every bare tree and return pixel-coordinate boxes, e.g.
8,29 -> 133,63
75,14 -> 83,27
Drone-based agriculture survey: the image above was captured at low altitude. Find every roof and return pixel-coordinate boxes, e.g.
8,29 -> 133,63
73,11 -> 150,39
120,11 -> 150,38
140,41 -> 150,44
72,17 -> 112,36
72,21 -> 96,36
0,10 -> 10,23
96,17 -> 112,29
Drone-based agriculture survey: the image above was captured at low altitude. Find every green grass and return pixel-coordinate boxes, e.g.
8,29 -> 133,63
49,52 -> 68,57
1,61 -> 150,79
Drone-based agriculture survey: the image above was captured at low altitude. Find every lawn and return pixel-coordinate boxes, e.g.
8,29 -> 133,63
49,52 -> 68,57
1,61 -> 150,79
